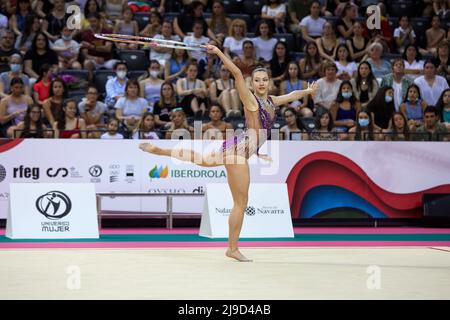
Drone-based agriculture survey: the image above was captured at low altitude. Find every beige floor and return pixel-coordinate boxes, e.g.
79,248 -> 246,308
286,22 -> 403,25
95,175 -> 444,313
0,247 -> 449,300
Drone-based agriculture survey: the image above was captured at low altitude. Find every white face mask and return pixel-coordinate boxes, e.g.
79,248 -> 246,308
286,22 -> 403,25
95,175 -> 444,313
116,71 -> 126,79
150,70 -> 159,78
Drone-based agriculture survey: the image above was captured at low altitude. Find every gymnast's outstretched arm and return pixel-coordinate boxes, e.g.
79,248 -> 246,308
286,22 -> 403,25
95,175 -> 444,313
270,81 -> 319,108
205,44 -> 258,112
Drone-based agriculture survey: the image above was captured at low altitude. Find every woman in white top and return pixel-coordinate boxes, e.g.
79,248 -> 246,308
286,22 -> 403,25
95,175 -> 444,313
223,18 -> 250,59
403,44 -> 424,80
261,0 -> 287,33
251,20 -> 278,62
132,112 -> 160,140
115,79 -> 150,132
414,60 -> 449,106
139,60 -> 164,109
280,107 -> 304,140
334,43 -> 357,81
300,1 -> 327,43
393,16 -> 416,54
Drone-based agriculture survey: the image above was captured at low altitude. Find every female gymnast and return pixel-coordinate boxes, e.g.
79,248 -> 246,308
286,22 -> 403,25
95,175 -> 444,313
139,44 -> 319,262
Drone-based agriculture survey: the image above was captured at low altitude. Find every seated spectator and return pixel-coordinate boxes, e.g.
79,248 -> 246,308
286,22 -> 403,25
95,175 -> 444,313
42,78 -> 68,127
252,20 -> 278,62
400,84 -> 428,129
414,60 -> 449,106
41,0 -> 70,41
367,86 -> 395,130
433,41 -> 450,84
78,85 -> 107,138
347,22 -> 369,63
9,0 -> 33,37
0,29 -> 22,71
132,112 -> 160,139
173,1 -> 216,41
14,14 -> 40,56
100,117 -> 124,139
433,0 -> 450,18
176,61 -> 208,119
0,54 -> 30,99
139,11 -> 162,40
394,16 -> 416,54
198,39 -> 221,82
153,81 -> 178,128
150,19 -> 181,68
104,0 -> 128,25
435,88 -> 450,129
365,42 -> 391,81
233,40 -> 259,79
115,79 -> 150,132
412,106 -> 449,141
13,104 -> 51,138
403,45 -> 424,80
0,77 -> 33,137
335,43 -> 357,81
209,64 -> 241,117
32,64 -> 52,107
316,22 -> 338,62
314,61 -> 342,110
261,0 -> 287,34
380,58 -> 413,111
423,15 -> 446,55
336,3 -> 357,40
330,80 -> 360,132
183,20 -> 209,62
113,7 -> 139,50
139,60 -> 164,110
206,0 -> 231,45
304,109 -> 339,141
52,26 -> 82,70
79,0 -> 108,31
348,108 -> 381,141
287,0 -> 313,35
280,107 -> 305,140
105,61 -> 128,108
279,62 -> 310,116
350,61 -> 378,108
165,108 -> 194,139
270,41 -> 291,84
23,32 -> 58,80
223,18 -> 250,59
299,1 -> 327,44
54,98 -> 87,138
164,48 -> 189,83
201,105 -> 233,140
299,41 -> 322,82
382,111 -> 410,141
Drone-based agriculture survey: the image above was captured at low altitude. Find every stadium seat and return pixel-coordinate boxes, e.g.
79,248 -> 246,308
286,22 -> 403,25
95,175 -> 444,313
93,70 -> 116,95
59,69 -> 89,81
134,12 -> 150,31
389,3 -> 411,17
273,33 -> 296,53
291,51 -> 305,62
128,70 -> 148,80
117,50 -> 150,71
242,0 -> 264,19
411,18 -> 430,48
300,117 -> 316,132
222,0 -> 241,14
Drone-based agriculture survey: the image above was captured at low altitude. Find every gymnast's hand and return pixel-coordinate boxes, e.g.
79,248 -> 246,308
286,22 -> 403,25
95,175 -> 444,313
304,81 -> 319,96
205,44 -> 221,55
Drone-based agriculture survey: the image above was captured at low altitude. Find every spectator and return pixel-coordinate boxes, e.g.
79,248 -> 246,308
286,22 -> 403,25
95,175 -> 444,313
316,22 -> 338,62
424,15 -> 446,55
105,61 -> 128,108
0,10 -> 8,30
115,79 -> 150,132
380,58 -> 413,111
54,98 -> 86,138
433,41 -> 450,83
132,112 -> 160,139
23,32 -> 58,80
139,60 -> 164,110
173,1 -> 216,41
42,0 -> 70,41
315,61 -> 342,110
400,84 -> 428,129
52,26 -> 82,70
233,40 -> 259,79
394,16 -> 416,54
412,106 -> 449,141
0,54 -> 31,99
252,20 -> 278,62
433,0 -> 450,19
288,0 -> 314,35
261,0 -> 287,34
198,39 -> 221,82
153,81 -> 178,127
305,108 -> 339,141
78,85 -> 107,138
299,41 -> 322,82
335,43 -> 357,81
201,105 -> 233,140
280,106 -> 305,140
113,7 -> 139,50
0,29 -> 20,71
176,61 -> 208,119
104,0 -> 128,25
150,19 -> 181,68
100,117 -> 124,139
42,78 -> 68,127
435,88 -> 450,129
0,77 -> 33,137
300,1 -> 327,44
350,61 -> 378,108
80,0 -> 107,30
330,80 -> 360,131
32,64 -> 51,107
347,21 -> 369,63
382,111 -> 411,141
336,2 -> 357,40
365,42 -> 391,80
165,108 -> 194,139
223,18 -> 250,59
164,48 -> 189,83
206,0 -> 231,45
348,108 -> 380,141
367,86 -> 396,130
209,64 -> 241,117
414,60 -> 449,106
140,11 -> 162,41
403,44 -> 424,80
270,41 -> 291,84
279,61 -> 311,116
9,0 -> 33,37
14,14 -> 40,56
13,104 -> 50,138
183,20 -> 209,62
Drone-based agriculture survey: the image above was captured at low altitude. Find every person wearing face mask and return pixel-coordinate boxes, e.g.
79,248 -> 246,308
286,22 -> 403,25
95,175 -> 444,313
367,86 -> 396,130
380,59 -> 413,112
348,108 -> 380,141
104,61 -> 128,108
0,54 -> 30,99
139,60 -> 164,111
52,26 -> 82,70
330,80 -> 360,132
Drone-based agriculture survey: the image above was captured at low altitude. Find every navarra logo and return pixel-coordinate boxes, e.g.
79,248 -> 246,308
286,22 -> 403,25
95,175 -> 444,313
149,165 -> 169,179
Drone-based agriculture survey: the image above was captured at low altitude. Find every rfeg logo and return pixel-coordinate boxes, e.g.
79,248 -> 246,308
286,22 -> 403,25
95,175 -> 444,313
149,165 -> 169,179
36,191 -> 72,220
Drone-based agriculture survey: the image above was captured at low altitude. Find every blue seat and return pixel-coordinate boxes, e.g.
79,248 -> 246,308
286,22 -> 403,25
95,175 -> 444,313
93,70 -> 116,94
273,33 -> 296,53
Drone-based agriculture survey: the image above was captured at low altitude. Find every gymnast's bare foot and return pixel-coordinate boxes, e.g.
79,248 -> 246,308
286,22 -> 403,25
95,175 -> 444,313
226,248 -> 253,262
139,143 -> 162,155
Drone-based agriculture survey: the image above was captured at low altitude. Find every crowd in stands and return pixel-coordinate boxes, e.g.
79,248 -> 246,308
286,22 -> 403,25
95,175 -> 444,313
0,0 -> 449,141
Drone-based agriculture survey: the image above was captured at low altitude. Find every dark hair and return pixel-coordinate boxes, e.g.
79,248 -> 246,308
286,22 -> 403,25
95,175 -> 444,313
304,41 -> 321,68
284,106 -> 305,131
84,0 -> 100,17
49,78 -> 68,99
341,2 -> 354,18
367,86 -> 395,126
355,61 -> 376,92
335,80 -> 357,104
125,78 -> 140,97
423,59 -> 438,69
10,77 -> 24,88
160,81 -> 177,106
31,32 -> 50,53
19,13 -> 37,47
86,12 -> 101,20
16,0 -> 30,15
254,19 -> 273,38
22,104 -> 44,138
35,63 -> 51,83
315,109 -> 334,131
355,108 -> 374,140
265,0 -> 282,4
283,61 -> 301,81
335,43 -> 351,62
435,88 -> 450,122
389,111 -> 410,140
243,39 -> 254,48
57,98 -> 77,131
403,84 -> 422,103
424,106 -> 438,116
136,111 -> 156,138
402,44 -> 422,62
209,104 -> 226,117
192,18 -> 204,28
114,60 -> 127,70
271,41 -> 291,70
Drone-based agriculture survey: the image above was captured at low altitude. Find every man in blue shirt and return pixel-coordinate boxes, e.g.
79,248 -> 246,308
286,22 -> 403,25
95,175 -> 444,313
105,61 -> 128,108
